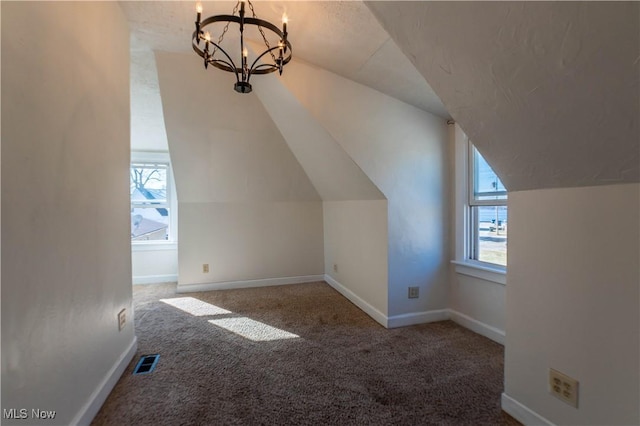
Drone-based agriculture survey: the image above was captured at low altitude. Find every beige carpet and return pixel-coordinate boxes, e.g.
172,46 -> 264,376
93,282 -> 520,425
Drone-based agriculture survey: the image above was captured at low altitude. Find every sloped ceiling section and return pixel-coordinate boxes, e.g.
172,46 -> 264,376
251,61 -> 385,201
155,51 -> 320,204
366,2 -> 639,191
131,34 -> 169,151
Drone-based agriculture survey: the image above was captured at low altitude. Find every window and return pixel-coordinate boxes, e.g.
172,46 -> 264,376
130,162 -> 172,241
468,144 -> 507,267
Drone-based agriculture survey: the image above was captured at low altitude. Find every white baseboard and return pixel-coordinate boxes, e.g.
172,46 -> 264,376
323,274 -> 388,328
72,336 -> 138,426
449,309 -> 505,345
176,275 -> 324,293
387,309 -> 450,328
132,274 -> 178,285
321,276 -> 503,335
501,393 -> 555,426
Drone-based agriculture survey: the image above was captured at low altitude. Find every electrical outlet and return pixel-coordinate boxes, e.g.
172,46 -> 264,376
203,263 -> 209,273
408,286 -> 419,299
549,368 -> 579,408
118,309 -> 126,331
333,264 -> 338,273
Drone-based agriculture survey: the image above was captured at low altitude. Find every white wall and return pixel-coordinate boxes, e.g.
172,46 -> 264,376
1,2 -> 135,424
132,245 -> 178,284
449,274 -> 505,341
279,61 -> 450,319
504,183 -> 639,425
323,200 -> 389,318
178,201 -> 323,287
155,52 -> 324,289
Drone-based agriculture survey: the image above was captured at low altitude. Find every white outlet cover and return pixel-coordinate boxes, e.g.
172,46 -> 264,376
118,309 -> 126,331
549,368 -> 579,408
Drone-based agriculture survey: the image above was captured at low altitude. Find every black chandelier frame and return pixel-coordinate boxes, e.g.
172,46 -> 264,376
192,1 -> 292,93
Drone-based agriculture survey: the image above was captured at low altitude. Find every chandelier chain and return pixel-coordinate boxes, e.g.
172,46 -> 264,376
211,1 -> 240,59
248,0 -> 277,64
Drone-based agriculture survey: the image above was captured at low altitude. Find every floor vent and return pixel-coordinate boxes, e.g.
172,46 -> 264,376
133,354 -> 159,375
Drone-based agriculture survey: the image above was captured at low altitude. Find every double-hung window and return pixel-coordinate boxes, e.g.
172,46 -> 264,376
130,162 -> 172,241
468,144 -> 507,267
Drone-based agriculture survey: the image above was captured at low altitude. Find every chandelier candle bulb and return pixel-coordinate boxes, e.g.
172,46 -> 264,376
282,14 -> 288,53
204,31 -> 210,53
195,3 -> 202,40
242,48 -> 248,77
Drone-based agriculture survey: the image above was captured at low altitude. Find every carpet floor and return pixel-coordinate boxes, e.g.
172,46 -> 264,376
92,282 -> 520,425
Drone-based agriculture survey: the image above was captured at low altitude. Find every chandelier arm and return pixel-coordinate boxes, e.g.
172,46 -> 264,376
251,64 -> 278,74
247,47 -> 293,76
192,35 -> 242,81
247,46 -> 280,75
209,58 -> 238,74
207,42 -> 241,79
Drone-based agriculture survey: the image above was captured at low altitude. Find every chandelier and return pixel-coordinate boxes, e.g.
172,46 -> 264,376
192,1 -> 292,94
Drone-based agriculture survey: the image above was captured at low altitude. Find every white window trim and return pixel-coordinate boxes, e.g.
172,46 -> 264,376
132,241 -> 178,252
131,151 -> 178,244
451,260 -> 506,285
452,125 -> 506,285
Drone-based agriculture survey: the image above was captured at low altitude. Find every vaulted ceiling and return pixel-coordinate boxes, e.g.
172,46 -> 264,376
122,1 -> 449,153
123,1 -> 639,192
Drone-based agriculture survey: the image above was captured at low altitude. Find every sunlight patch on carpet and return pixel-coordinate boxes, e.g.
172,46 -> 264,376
208,317 -> 299,342
160,297 -> 231,316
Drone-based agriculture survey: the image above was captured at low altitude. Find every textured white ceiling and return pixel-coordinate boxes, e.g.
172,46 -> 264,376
368,1 -> 639,191
121,0 -> 449,136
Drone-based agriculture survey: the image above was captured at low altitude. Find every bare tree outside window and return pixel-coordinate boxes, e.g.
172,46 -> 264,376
131,167 -> 161,192
130,163 -> 170,241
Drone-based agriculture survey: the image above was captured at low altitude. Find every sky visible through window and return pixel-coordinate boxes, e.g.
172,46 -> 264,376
474,148 -> 507,222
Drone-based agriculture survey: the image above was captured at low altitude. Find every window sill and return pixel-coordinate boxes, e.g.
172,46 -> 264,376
132,241 -> 178,252
451,260 -> 506,285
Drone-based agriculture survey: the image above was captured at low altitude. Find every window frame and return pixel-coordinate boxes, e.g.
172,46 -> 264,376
130,151 -> 178,246
467,143 -> 508,267
451,125 -> 506,284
